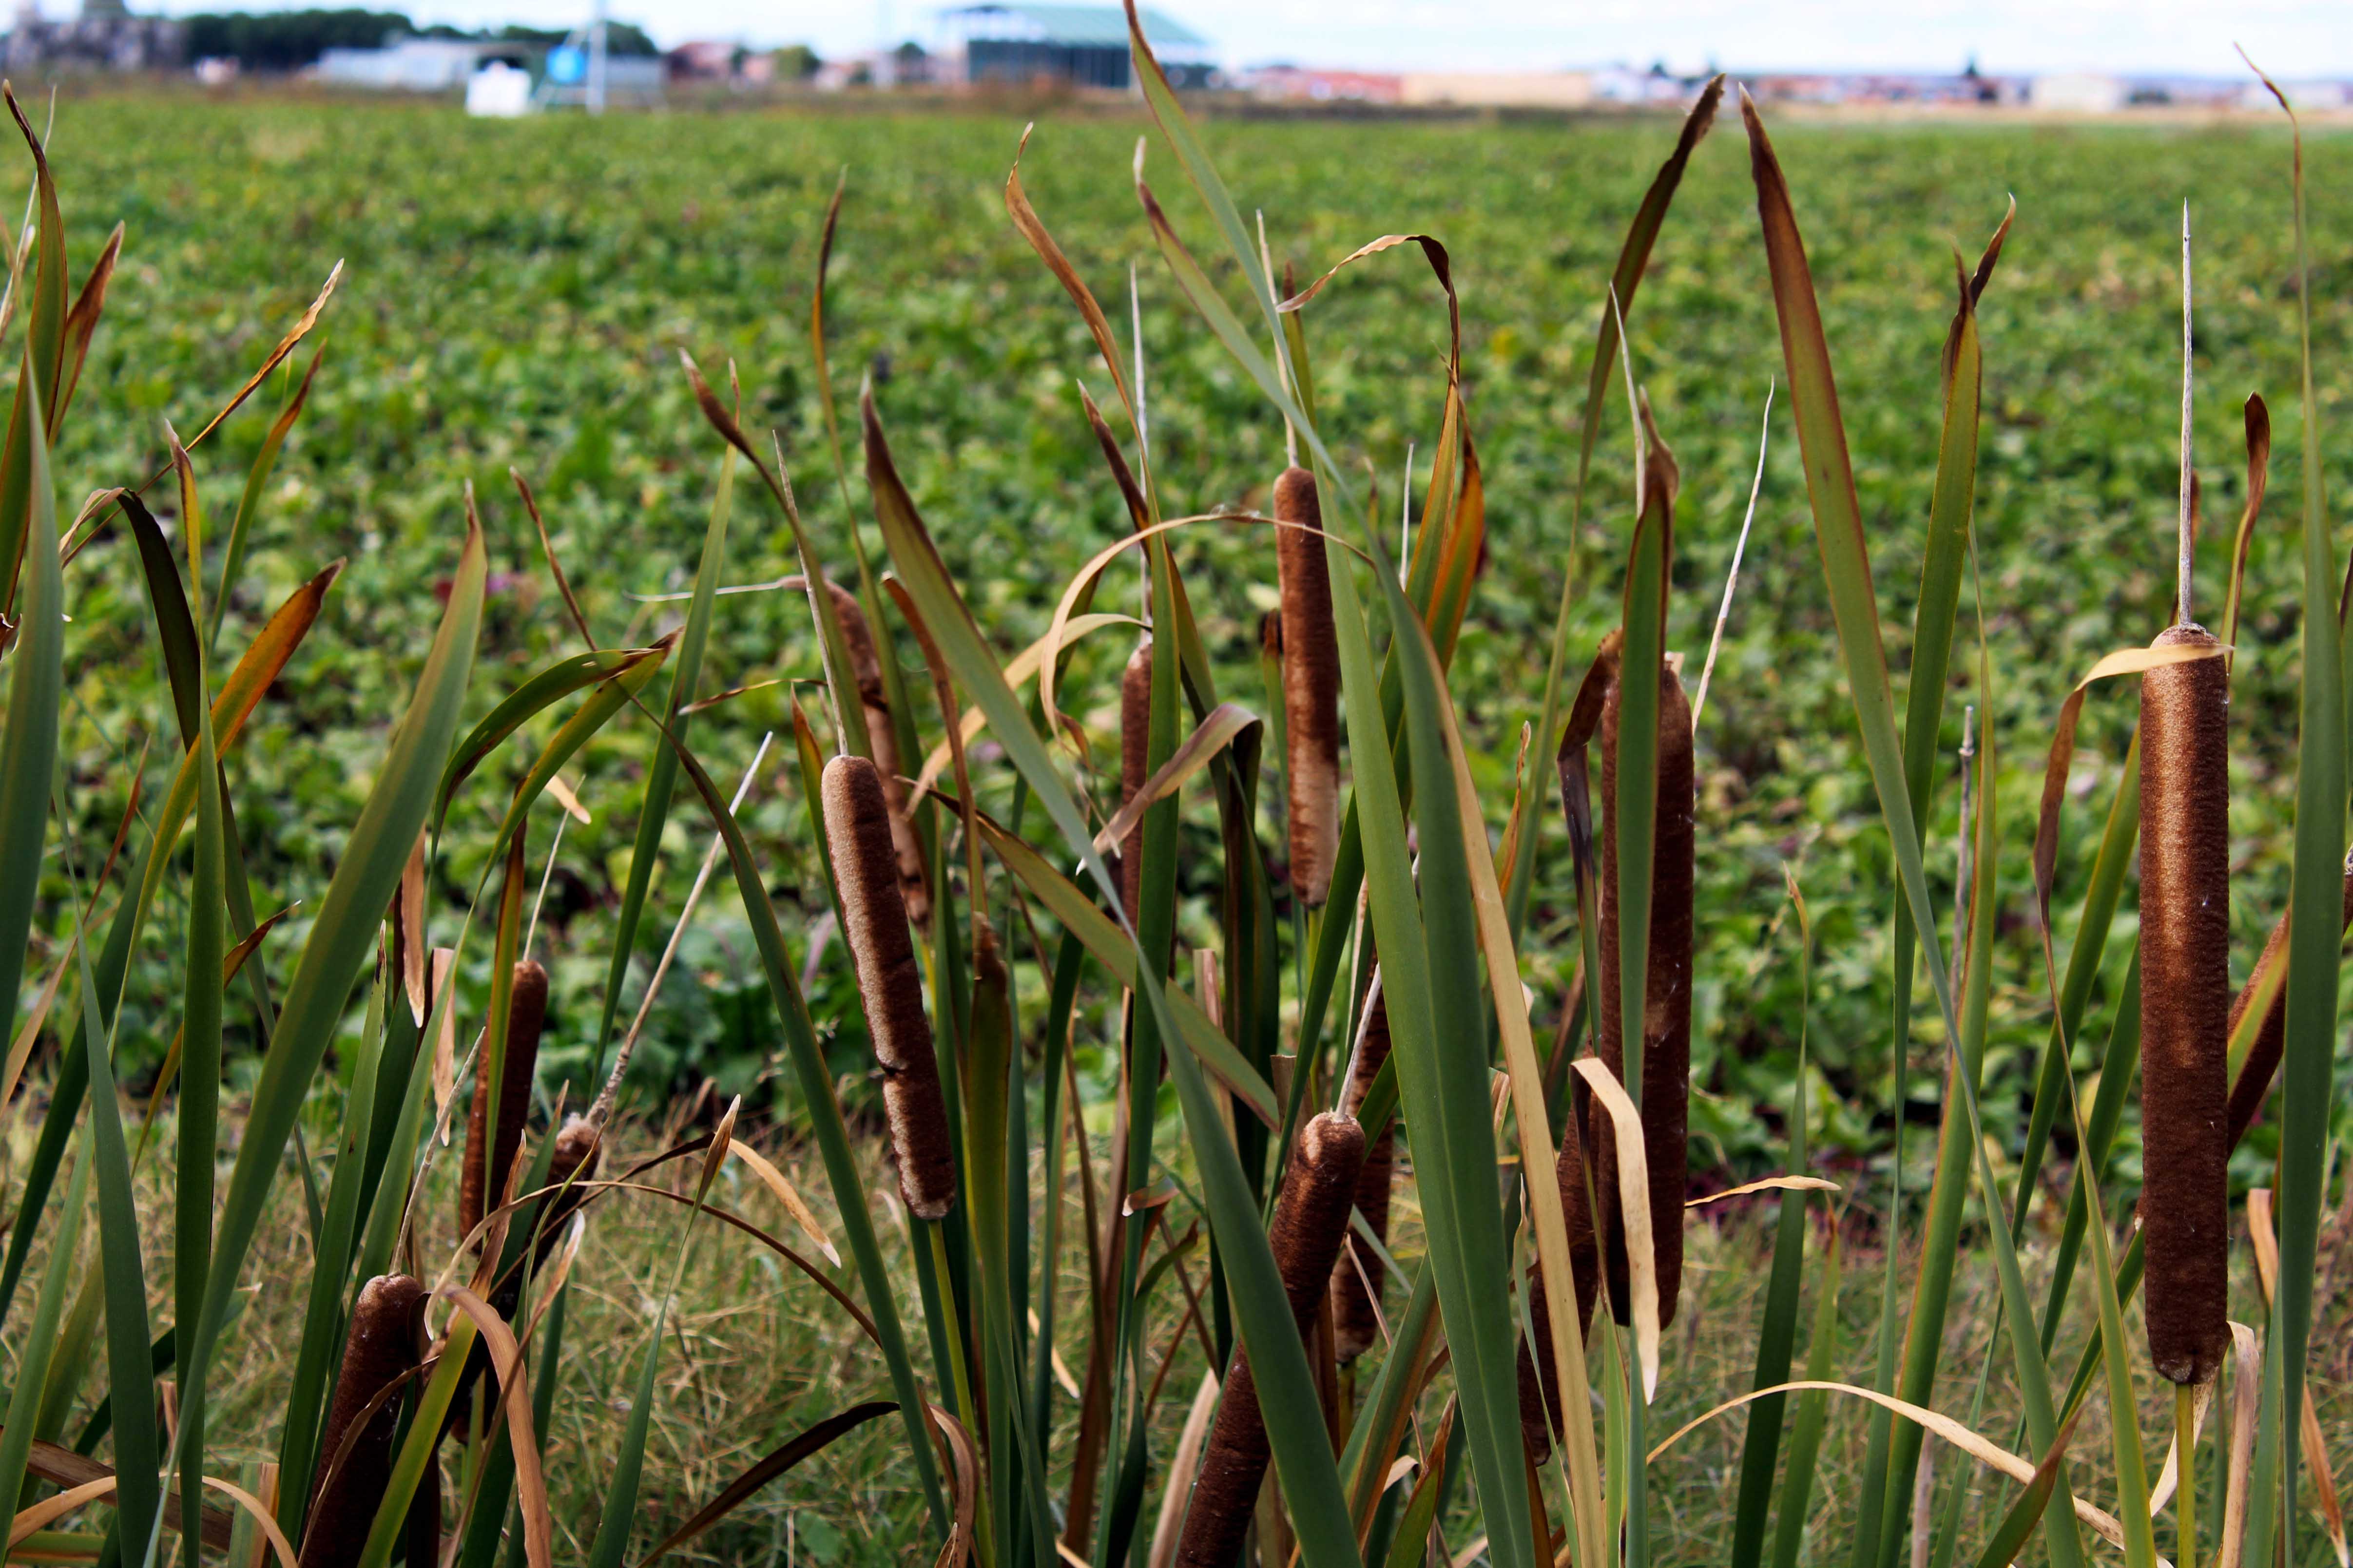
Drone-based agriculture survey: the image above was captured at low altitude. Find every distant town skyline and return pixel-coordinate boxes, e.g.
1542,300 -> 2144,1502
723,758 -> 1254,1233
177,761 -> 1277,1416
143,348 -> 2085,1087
119,0 -> 2353,78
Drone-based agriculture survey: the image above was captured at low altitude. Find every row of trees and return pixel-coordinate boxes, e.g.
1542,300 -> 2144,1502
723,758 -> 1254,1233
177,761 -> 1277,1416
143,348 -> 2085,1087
178,8 -> 660,72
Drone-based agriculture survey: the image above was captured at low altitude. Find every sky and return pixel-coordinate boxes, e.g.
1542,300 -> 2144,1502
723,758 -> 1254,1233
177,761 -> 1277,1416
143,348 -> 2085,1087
139,0 -> 2353,77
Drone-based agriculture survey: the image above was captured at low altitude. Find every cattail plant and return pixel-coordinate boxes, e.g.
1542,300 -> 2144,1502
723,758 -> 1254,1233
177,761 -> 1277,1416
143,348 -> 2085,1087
2135,636 -> 2229,1392
822,751 -> 958,1220
1120,637 -> 1153,924
2138,204 -> 2229,1396
301,1274 -> 428,1568
1176,1111 -> 1365,1568
1595,651 -> 1694,1327
458,957 -> 548,1248
828,579 -> 929,927
1273,466 -> 1340,907
1331,969 -> 1393,1362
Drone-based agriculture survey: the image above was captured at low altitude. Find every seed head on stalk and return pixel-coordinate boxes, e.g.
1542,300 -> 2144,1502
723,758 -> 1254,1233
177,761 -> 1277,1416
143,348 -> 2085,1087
1176,1111 -> 1364,1568
1273,465 -> 1341,906
1595,650 -> 1694,1329
301,1274 -> 428,1568
534,1112 -> 603,1264
1120,637 -> 1153,924
2138,205 -> 2229,1388
822,752 -> 958,1220
458,958 -> 548,1249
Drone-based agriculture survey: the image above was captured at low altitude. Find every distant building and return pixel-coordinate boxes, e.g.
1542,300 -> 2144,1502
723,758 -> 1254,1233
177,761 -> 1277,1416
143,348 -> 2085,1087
3,0 -> 183,73
1239,63 -> 1400,104
2238,78 -> 2349,111
315,35 -> 661,101
1746,66 -> 2022,106
1592,65 -> 1706,105
668,38 -> 773,81
937,4 -> 1214,90
464,58 -> 530,115
316,36 -> 514,91
1400,70 -> 1592,109
2030,72 -> 2127,114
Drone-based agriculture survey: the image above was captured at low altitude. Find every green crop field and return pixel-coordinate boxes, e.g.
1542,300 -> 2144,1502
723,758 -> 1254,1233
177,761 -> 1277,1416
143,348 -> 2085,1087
40,92 -> 2351,1159
7,83 -> 2353,1567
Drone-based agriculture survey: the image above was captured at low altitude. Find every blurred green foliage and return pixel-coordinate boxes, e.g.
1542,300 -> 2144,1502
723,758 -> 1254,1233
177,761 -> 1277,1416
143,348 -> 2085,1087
28,93 -> 2353,1189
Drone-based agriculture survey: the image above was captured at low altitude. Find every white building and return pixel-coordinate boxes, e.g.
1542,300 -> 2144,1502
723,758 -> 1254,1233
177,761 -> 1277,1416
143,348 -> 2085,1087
316,37 -> 503,91
2028,72 -> 2126,114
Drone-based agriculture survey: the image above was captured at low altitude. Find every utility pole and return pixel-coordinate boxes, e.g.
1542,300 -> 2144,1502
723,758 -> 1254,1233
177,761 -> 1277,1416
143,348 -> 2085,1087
586,0 -> 606,114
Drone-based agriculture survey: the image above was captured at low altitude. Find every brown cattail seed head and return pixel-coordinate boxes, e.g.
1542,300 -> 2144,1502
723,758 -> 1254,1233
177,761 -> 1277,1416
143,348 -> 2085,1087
822,753 -> 958,1221
1595,653 -> 1693,1330
302,1273 -> 428,1568
458,958 -> 548,1247
2138,622 -> 2229,1385
535,1112 -> 603,1264
1331,978 -> 1395,1362
1273,467 -> 1340,907
2222,863 -> 2353,1148
1516,1071 -> 1605,1465
1119,639 -> 1153,925
1177,1112 -> 1365,1568
827,582 -> 928,928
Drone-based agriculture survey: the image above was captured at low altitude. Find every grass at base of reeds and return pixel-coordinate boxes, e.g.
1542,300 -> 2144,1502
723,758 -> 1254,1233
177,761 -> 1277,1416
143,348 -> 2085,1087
7,1090 -> 2347,1565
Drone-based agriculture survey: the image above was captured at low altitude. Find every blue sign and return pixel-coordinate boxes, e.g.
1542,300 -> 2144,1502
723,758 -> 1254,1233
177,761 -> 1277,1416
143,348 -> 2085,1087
547,44 -> 586,83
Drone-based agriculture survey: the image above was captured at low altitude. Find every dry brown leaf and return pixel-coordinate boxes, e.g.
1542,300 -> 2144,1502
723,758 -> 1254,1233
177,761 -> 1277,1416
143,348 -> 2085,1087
728,1138 -> 839,1267
1574,1057 -> 1660,1401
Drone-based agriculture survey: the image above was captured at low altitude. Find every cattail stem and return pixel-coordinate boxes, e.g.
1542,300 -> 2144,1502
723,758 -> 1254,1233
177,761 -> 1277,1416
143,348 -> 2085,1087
2176,1382 -> 2199,1568
1273,467 -> 1340,907
822,752 -> 958,1220
1596,650 -> 1694,1328
1177,1112 -> 1364,1568
2179,202 -> 2196,627
1690,378 -> 1773,731
926,1221 -> 984,1459
2139,623 -> 2229,1385
459,959 -> 547,1248
301,1275 -> 427,1568
592,733 -> 771,1128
